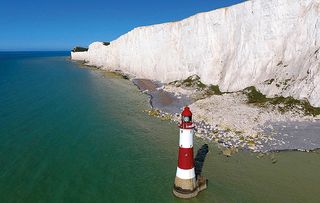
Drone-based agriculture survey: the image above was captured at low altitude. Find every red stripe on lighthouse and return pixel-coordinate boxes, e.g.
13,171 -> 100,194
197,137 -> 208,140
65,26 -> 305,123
178,147 -> 194,169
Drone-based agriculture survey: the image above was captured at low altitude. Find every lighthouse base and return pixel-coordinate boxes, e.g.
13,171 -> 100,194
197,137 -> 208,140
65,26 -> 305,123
173,176 -> 207,199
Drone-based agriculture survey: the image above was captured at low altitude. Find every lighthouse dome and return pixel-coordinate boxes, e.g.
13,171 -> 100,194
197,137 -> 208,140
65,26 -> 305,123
181,107 -> 192,117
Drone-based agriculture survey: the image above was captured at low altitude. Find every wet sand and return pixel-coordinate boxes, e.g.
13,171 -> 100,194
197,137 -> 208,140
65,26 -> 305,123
132,79 -> 192,114
132,79 -> 158,92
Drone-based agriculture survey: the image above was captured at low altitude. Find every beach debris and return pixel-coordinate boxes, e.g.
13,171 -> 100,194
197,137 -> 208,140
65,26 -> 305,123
222,148 -> 232,157
270,154 -> 278,164
222,147 -> 238,157
256,153 -> 265,159
144,109 -> 173,121
145,109 -> 161,117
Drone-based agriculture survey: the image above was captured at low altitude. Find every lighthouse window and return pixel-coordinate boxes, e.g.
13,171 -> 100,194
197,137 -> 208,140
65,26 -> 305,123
183,116 -> 190,122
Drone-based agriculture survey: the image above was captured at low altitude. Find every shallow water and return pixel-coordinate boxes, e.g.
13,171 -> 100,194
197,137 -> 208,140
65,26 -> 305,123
262,121 -> 320,151
0,52 -> 319,203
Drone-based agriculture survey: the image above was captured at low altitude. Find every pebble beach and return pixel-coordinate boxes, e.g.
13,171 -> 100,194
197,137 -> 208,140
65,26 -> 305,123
133,78 -> 320,153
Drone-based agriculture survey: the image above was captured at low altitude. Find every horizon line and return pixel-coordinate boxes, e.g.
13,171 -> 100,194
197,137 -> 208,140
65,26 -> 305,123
0,50 -> 71,52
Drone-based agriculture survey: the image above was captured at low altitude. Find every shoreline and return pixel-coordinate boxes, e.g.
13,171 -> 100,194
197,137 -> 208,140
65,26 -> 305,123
132,78 -> 320,153
72,60 -> 320,154
132,79 -> 192,114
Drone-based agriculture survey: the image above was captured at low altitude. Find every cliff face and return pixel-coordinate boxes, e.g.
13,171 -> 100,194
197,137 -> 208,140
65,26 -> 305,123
71,0 -> 320,107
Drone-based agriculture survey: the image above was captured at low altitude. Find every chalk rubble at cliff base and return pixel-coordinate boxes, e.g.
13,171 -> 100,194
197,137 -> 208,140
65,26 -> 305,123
162,84 -> 320,152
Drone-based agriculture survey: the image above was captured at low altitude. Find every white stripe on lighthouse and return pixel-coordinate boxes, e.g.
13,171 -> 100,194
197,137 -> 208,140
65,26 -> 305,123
176,167 -> 196,179
179,129 -> 193,148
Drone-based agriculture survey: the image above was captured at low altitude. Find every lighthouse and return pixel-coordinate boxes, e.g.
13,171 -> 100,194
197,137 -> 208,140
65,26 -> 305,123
173,106 -> 207,199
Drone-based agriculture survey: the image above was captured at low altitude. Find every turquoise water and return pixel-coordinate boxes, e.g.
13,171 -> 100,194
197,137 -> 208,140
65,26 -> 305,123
0,52 -> 319,203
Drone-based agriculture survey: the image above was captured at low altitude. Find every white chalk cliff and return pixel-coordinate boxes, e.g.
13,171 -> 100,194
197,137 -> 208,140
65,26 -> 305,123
71,0 -> 320,107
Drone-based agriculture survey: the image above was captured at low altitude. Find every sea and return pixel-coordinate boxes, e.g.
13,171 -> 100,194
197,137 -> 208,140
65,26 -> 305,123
0,52 -> 319,203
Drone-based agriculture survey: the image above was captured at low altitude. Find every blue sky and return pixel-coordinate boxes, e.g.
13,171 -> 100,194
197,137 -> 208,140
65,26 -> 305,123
0,0 -> 246,51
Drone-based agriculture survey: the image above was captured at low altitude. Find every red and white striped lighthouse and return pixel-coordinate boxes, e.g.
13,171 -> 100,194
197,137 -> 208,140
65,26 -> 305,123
173,106 -> 197,198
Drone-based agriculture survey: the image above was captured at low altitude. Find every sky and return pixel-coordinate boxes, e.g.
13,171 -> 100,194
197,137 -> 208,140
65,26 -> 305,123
0,0 -> 246,51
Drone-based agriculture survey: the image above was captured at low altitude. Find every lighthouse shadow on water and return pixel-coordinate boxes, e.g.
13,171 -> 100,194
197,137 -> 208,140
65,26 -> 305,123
195,144 -> 209,177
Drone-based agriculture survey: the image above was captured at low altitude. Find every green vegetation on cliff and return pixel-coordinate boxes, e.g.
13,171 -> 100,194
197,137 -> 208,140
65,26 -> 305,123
72,47 -> 88,52
244,86 -> 320,116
